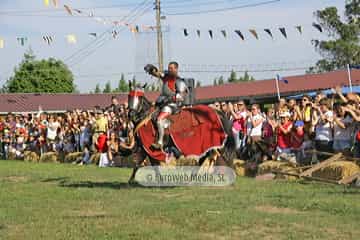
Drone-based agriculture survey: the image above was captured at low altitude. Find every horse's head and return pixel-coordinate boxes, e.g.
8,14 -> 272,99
128,81 -> 148,121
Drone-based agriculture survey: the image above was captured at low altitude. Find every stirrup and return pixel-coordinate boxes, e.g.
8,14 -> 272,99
151,142 -> 163,150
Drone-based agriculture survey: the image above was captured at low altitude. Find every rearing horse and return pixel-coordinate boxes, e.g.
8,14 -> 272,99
127,82 -> 235,183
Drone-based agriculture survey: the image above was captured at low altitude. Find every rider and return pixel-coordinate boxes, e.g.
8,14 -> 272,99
144,61 -> 188,150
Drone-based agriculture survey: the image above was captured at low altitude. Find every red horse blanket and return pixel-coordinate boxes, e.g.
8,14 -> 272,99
137,105 -> 227,161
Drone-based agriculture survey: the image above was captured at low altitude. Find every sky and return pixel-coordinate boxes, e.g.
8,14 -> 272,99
0,0 -> 346,93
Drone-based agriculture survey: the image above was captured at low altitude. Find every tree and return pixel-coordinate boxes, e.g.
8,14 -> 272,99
239,71 -> 255,82
94,84 -> 101,93
309,0 -> 360,73
196,81 -> 201,87
218,76 -> 225,85
114,73 -> 129,93
103,81 -> 112,93
213,78 -> 218,86
3,49 -> 76,93
228,70 -> 238,83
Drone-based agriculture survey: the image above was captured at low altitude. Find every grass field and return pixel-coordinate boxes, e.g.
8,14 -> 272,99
0,160 -> 359,240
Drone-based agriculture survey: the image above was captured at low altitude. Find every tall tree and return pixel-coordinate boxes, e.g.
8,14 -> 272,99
103,81 -> 112,93
227,70 -> 238,83
309,0 -> 360,73
94,84 -> 101,93
3,49 -> 76,93
218,76 -> 225,85
239,71 -> 255,82
213,78 -> 218,86
114,73 -> 129,93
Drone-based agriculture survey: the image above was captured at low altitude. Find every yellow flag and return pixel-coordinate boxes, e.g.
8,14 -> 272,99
66,34 -> 77,44
0,39 -> 4,49
44,0 -> 50,6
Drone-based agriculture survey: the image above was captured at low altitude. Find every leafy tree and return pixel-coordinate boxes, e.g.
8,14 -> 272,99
218,76 -> 225,85
114,73 -> 129,93
94,84 -> 101,93
3,49 -> 76,93
309,0 -> 360,73
228,70 -> 238,83
131,75 -> 137,87
239,71 -> 255,82
103,81 -> 112,93
196,81 -> 201,87
213,78 -> 218,86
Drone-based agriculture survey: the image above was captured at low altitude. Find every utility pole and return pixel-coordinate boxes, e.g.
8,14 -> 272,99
155,0 -> 164,72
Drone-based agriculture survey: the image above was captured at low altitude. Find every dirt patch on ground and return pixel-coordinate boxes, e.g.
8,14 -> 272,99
1,176 -> 28,183
255,205 -> 302,215
65,209 -> 109,218
4,224 -> 26,240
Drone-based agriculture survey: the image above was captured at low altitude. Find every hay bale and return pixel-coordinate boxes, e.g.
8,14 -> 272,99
233,159 -> 247,177
39,152 -> 59,163
64,152 -> 83,163
177,156 -> 198,166
258,161 -> 299,180
312,161 -> 360,181
7,151 -> 16,160
24,151 -> 40,163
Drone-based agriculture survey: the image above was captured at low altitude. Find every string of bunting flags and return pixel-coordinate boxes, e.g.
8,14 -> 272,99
182,23 -> 323,40
0,0 -> 325,49
54,2 -> 155,33
0,22 -> 324,48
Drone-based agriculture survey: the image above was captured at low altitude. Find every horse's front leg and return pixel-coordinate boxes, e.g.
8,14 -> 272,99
128,148 -> 147,184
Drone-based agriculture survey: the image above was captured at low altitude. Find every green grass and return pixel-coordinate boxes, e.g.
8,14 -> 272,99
0,160 -> 359,240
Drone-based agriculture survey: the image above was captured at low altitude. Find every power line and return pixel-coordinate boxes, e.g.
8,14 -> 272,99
0,0 -> 229,15
64,0 -> 152,64
66,1 -> 154,67
0,2 -> 146,14
0,14 -> 130,18
163,0 -> 250,9
67,3 -> 154,66
73,66 -> 313,78
164,0 -> 280,15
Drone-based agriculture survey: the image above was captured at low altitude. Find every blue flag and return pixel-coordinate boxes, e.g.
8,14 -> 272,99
276,74 -> 289,84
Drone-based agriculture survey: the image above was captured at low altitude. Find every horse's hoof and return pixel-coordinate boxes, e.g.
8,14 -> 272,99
128,178 -> 138,185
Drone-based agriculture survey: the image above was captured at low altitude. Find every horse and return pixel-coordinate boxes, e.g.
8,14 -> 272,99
126,82 -> 235,183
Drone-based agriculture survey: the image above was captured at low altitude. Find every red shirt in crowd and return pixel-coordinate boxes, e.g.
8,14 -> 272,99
291,128 -> 304,149
277,121 -> 292,149
96,133 -> 108,153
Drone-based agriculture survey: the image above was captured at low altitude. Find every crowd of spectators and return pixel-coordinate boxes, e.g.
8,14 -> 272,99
209,86 -> 360,164
0,96 -> 134,167
1,86 -> 360,167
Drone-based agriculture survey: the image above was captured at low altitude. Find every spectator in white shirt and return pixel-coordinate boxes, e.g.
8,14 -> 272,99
333,103 -> 353,152
313,98 -> 333,154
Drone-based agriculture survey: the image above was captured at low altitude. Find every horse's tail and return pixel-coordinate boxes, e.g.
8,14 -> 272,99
217,110 -> 236,166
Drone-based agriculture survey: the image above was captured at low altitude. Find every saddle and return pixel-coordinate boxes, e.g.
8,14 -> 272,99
136,105 -> 227,161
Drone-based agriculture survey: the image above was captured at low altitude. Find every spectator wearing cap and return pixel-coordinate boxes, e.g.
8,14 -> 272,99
92,110 -> 108,152
291,120 -> 305,163
276,111 -> 293,160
